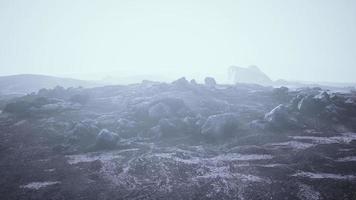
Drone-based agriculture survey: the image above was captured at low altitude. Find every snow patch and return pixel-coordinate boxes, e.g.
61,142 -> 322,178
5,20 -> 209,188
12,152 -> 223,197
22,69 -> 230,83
152,152 -> 273,164
268,141 -> 315,150
66,149 -> 139,164
337,156 -> 356,162
212,153 -> 273,162
291,132 -> 356,145
195,165 -> 264,182
293,172 -> 356,180
20,181 -> 60,190
13,120 -> 27,126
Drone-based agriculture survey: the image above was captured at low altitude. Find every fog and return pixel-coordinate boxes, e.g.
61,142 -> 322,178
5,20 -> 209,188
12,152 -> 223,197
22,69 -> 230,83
1,0 -> 356,83
2,1 -> 356,199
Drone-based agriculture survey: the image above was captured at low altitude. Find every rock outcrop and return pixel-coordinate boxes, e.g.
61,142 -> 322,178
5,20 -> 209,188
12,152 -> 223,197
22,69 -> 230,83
228,65 -> 273,85
201,113 -> 240,140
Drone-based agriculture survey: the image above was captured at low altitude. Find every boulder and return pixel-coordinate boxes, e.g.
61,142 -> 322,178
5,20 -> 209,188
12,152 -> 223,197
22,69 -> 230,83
157,118 -> 186,138
344,98 -> 356,117
324,103 -> 341,121
116,118 -> 139,137
298,95 -> 323,115
248,120 -> 268,130
264,104 -> 299,130
69,121 -> 99,146
204,77 -> 217,88
273,86 -> 288,94
201,113 -> 240,140
172,77 -> 190,88
148,102 -> 172,120
297,91 -> 330,115
144,125 -> 161,139
69,94 -> 90,105
345,98 -> 356,105
117,118 -> 137,129
183,116 -> 200,130
190,79 -> 198,85
272,86 -> 289,102
290,95 -> 304,111
195,115 -> 206,125
95,129 -> 119,149
96,114 -> 118,128
314,91 -> 330,104
148,98 -> 189,120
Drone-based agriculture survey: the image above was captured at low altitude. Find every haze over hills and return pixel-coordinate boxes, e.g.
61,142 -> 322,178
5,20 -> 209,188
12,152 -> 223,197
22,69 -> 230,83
0,74 -> 100,95
1,0 -> 356,199
0,66 -> 355,96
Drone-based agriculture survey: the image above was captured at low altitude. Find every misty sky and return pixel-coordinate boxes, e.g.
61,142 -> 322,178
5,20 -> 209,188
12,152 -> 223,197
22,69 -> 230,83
0,0 -> 355,83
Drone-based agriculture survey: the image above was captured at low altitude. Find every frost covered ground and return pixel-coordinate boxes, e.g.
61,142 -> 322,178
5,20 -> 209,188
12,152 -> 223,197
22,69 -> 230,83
1,79 -> 356,199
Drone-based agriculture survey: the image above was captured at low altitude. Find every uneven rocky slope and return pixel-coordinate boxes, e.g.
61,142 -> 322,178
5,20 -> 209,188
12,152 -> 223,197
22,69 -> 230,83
1,78 -> 356,200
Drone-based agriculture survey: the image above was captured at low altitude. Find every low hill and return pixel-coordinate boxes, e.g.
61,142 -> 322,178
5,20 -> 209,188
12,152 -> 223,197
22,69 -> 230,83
0,74 -> 99,95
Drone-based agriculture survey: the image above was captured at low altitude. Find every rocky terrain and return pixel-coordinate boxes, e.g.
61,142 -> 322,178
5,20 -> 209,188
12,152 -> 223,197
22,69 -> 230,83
1,77 -> 356,200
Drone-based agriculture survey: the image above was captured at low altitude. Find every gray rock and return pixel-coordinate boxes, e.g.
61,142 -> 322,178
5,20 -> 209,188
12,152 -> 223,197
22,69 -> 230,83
95,129 -> 119,149
172,77 -> 190,88
323,103 -> 342,122
157,118 -> 186,138
264,104 -> 299,130
345,98 -> 356,106
69,121 -> 99,147
298,95 -> 323,115
148,102 -> 172,120
204,77 -> 217,88
148,98 -> 189,120
117,118 -> 137,129
201,113 -> 240,140
297,91 -> 330,115
272,86 -> 289,101
190,79 -> 198,85
314,91 -> 330,104
249,120 -> 268,130
116,118 -> 139,137
144,125 -> 161,139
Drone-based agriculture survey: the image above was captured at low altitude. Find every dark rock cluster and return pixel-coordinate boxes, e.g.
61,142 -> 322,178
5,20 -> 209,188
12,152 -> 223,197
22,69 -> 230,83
1,79 -> 356,200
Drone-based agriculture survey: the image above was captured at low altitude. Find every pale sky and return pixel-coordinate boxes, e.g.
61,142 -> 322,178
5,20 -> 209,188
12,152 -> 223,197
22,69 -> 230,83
0,0 -> 355,83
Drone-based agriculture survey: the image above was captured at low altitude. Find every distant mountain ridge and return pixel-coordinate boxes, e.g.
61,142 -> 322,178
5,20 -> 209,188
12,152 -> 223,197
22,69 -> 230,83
0,74 -> 99,95
0,72 -> 355,96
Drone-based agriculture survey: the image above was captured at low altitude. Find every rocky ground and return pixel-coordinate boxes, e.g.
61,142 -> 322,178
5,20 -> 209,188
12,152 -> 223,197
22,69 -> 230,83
1,78 -> 356,200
